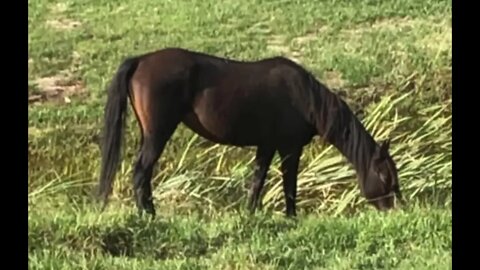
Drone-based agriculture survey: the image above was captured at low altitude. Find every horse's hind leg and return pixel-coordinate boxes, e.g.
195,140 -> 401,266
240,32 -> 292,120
247,146 -> 275,214
132,129 -> 174,216
131,91 -> 183,216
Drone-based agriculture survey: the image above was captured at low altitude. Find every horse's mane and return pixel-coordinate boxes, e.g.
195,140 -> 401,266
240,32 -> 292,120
303,71 -> 377,186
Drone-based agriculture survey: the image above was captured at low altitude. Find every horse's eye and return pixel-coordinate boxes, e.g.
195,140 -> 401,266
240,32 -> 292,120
378,170 -> 388,184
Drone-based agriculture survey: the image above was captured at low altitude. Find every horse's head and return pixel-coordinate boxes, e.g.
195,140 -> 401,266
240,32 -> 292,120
363,139 -> 402,211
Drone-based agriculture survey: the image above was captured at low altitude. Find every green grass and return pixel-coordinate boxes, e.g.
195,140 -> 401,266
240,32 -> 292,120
29,199 -> 451,269
28,0 -> 451,268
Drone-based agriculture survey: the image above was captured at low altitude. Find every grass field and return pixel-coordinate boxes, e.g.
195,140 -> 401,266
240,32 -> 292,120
28,0 -> 451,269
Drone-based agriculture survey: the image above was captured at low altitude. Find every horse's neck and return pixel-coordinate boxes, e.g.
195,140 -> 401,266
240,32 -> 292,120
329,116 -> 376,178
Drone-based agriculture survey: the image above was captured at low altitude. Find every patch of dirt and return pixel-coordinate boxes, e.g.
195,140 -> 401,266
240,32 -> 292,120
29,71 -> 86,105
267,35 -> 289,53
342,17 -> 418,37
372,16 -> 452,54
46,18 -> 81,30
322,71 -> 345,89
342,16 -> 450,38
293,34 -> 317,45
49,3 -> 68,14
291,25 -> 328,45
369,17 -> 419,31
267,26 -> 329,63
267,35 -> 302,63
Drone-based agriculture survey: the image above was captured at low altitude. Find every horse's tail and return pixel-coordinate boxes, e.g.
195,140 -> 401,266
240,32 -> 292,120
98,56 -> 141,209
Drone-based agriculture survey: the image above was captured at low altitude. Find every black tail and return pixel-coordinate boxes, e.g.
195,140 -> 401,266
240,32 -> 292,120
98,56 -> 141,209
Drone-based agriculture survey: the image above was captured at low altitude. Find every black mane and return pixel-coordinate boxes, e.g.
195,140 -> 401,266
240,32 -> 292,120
305,73 -> 377,188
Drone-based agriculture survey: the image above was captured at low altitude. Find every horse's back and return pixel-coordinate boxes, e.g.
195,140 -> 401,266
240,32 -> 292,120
135,47 -> 302,84
130,48 -> 316,147
136,48 -> 197,74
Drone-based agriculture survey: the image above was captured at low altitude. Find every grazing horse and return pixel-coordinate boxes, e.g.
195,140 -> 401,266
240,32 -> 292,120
98,48 -> 402,217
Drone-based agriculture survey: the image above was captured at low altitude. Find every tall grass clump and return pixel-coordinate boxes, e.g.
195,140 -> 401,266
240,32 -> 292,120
114,92 -> 451,215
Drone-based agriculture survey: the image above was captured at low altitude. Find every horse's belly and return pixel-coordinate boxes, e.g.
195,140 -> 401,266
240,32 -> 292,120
184,87 -> 314,146
182,112 -> 230,144
182,108 -> 271,146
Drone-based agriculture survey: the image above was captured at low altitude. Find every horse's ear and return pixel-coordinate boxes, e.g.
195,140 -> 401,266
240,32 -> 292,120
380,139 -> 390,154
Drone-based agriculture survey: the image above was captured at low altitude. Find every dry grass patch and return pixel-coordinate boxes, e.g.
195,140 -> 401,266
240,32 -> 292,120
49,3 -> 69,14
267,35 -> 302,64
322,71 -> 346,89
46,2 -> 82,31
29,71 -> 86,105
46,18 -> 81,31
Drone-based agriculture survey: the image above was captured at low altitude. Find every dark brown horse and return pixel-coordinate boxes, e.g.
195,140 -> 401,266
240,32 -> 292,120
98,47 -> 402,217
